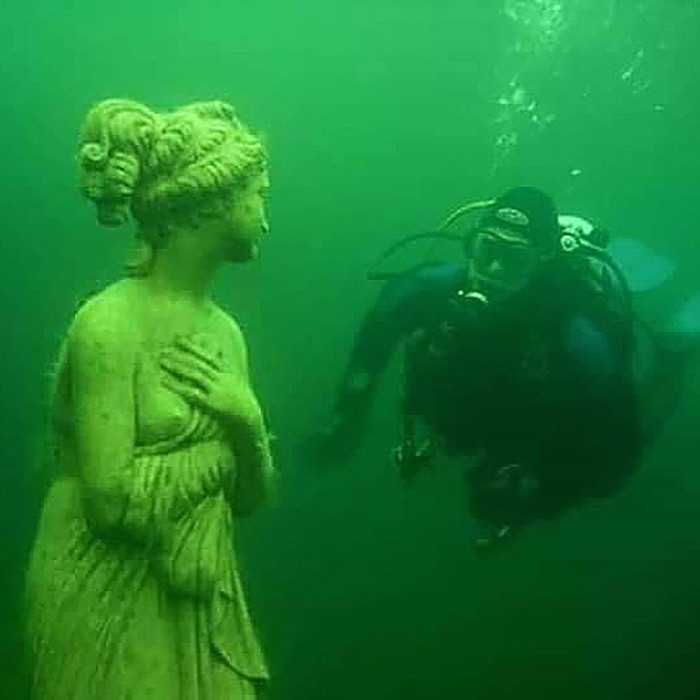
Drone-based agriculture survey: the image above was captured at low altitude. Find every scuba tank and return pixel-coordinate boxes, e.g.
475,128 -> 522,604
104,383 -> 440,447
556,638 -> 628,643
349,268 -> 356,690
557,214 -> 634,322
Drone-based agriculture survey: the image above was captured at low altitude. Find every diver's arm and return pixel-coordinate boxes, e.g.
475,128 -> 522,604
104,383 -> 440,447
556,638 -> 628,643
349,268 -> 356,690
308,268 -> 441,465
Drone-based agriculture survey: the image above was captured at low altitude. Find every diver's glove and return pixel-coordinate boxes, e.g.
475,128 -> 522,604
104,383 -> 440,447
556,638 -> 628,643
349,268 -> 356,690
467,462 -> 540,557
472,525 -> 517,558
393,437 -> 436,485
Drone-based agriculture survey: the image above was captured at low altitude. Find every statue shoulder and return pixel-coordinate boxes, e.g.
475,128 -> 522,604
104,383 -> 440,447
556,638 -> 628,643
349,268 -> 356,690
209,303 -> 250,371
67,280 -> 141,367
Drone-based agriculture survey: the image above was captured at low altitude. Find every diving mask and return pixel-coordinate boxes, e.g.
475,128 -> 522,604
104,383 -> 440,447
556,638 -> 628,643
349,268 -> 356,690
469,229 -> 540,291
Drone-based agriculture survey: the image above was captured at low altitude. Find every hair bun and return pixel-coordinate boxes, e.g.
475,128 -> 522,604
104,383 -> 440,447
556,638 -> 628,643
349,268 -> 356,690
78,99 -> 158,228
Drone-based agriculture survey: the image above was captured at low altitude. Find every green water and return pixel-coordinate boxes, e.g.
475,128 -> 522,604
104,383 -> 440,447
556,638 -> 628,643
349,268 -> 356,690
2,1 -> 699,697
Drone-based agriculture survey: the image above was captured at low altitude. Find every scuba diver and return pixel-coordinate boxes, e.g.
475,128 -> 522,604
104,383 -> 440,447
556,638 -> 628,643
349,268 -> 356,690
304,186 -> 696,555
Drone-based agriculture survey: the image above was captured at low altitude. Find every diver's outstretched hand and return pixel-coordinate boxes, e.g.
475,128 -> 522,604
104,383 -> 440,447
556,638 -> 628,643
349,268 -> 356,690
472,525 -> 517,559
393,438 -> 435,485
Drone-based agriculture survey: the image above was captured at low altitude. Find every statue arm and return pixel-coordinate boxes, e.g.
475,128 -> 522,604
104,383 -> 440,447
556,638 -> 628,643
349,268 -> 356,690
69,298 -> 158,544
222,316 -> 275,517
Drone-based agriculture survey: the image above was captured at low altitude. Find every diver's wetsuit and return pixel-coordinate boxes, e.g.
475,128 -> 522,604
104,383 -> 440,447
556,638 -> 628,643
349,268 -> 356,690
319,261 -> 643,528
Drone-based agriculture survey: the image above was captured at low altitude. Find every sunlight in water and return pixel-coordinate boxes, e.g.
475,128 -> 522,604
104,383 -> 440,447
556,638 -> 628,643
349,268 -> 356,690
493,0 -> 568,174
493,0 -> 622,176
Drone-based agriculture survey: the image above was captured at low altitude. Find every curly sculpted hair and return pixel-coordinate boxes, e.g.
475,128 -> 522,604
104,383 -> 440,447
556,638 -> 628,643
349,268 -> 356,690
78,99 -> 267,230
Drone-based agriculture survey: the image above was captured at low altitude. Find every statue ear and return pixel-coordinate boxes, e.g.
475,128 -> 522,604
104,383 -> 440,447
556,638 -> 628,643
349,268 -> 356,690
183,197 -> 226,231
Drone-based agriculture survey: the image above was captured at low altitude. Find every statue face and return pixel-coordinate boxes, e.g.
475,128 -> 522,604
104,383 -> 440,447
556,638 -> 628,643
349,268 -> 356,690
221,169 -> 271,263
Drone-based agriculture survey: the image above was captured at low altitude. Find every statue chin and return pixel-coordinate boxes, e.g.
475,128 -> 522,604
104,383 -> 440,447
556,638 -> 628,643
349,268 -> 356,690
228,240 -> 259,263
